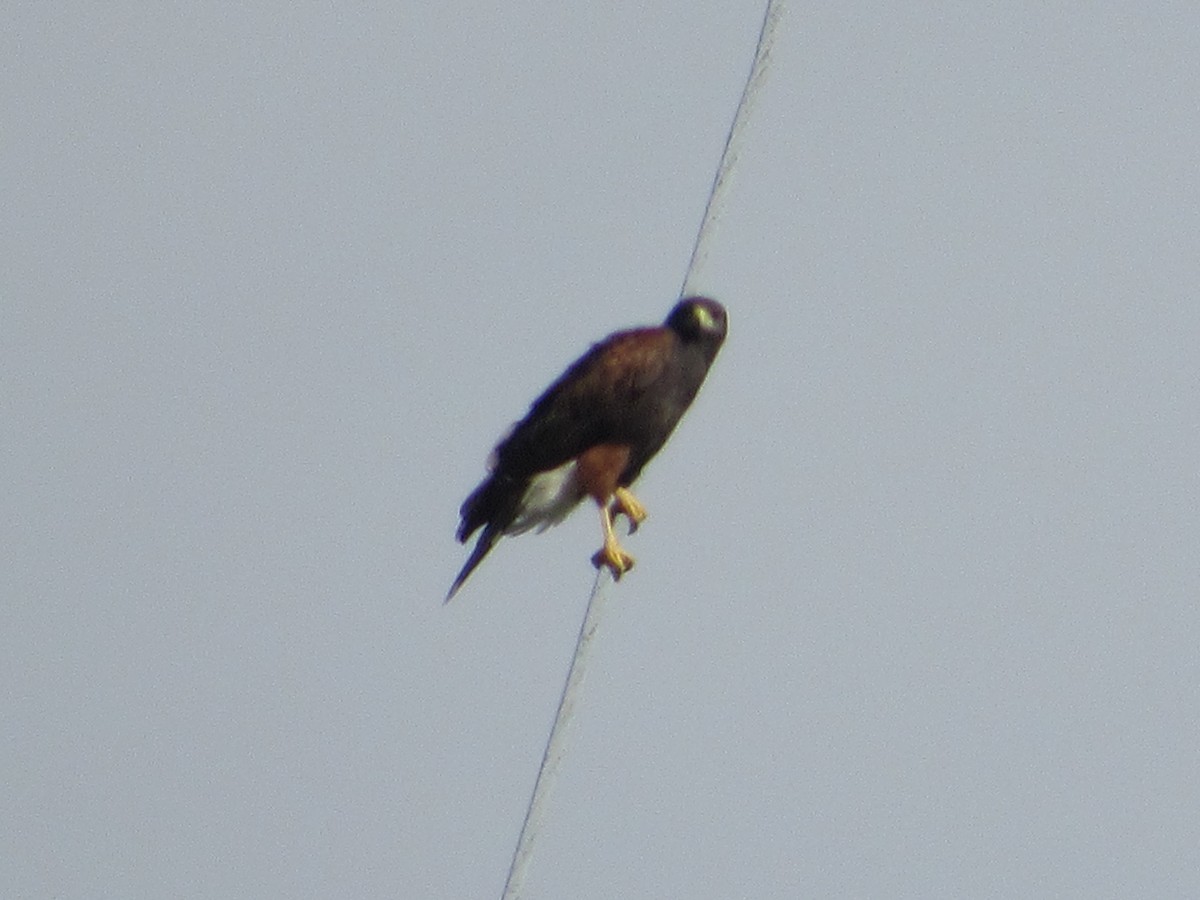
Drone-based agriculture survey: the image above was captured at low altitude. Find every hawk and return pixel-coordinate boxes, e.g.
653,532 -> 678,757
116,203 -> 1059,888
448,296 -> 727,600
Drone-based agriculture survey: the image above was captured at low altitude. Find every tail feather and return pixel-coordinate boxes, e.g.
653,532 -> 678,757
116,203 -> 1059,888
457,473 -> 523,543
445,525 -> 501,602
448,472 -> 526,601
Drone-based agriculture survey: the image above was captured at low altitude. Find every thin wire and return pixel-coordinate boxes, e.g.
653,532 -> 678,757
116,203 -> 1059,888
682,0 -> 785,298
500,4 -> 784,898
500,569 -> 611,900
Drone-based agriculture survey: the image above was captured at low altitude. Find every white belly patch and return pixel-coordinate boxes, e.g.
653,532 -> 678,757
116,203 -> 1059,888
505,461 -> 585,535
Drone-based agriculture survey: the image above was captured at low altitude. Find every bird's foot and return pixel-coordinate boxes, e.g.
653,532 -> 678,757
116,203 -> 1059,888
591,537 -> 635,580
611,487 -> 648,535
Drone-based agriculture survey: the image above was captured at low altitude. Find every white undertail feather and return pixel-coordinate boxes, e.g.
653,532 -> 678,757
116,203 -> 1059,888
506,461 -> 584,535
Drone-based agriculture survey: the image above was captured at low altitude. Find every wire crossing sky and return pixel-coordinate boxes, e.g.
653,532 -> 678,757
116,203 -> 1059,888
501,3 -> 785,897
499,570 -> 611,899
681,0 -> 786,298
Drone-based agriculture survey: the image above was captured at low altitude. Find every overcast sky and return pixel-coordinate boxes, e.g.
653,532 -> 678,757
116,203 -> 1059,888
5,3 -> 1200,898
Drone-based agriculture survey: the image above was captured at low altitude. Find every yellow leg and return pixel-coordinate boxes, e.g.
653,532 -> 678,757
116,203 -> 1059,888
590,503 -> 635,579
610,487 -> 648,534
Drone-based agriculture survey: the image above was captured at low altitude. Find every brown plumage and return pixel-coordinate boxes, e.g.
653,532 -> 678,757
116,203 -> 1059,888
448,296 -> 727,600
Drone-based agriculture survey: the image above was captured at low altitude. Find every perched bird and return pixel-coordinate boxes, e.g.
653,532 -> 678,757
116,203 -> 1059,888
448,296 -> 727,600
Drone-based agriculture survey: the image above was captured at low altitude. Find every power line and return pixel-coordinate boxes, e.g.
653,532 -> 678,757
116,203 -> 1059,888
500,569 -> 611,899
500,4 -> 785,897
682,0 -> 785,298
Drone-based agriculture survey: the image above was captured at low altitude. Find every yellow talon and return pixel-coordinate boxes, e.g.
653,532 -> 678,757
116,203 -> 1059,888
592,502 -> 637,578
611,487 -> 648,534
591,539 -> 635,579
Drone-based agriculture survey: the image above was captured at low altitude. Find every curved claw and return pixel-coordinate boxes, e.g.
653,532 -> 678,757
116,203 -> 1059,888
592,541 -> 635,580
611,487 -> 648,535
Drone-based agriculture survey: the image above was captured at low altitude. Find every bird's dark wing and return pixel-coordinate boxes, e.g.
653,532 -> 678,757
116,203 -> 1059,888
454,328 -> 673,542
490,327 -> 675,476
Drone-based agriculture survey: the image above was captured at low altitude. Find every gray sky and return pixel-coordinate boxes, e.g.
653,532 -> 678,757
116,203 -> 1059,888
5,3 -> 1200,898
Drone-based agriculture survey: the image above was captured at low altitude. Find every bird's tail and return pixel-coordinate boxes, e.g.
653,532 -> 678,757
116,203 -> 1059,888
445,525 -> 501,602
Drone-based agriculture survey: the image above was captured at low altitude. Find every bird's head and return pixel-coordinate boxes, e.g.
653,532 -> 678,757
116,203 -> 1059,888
666,296 -> 728,348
